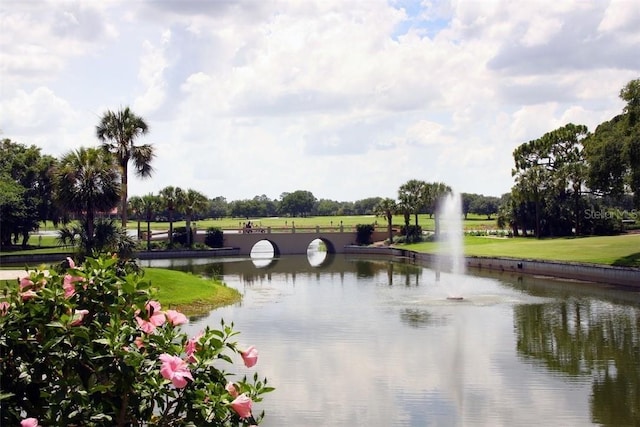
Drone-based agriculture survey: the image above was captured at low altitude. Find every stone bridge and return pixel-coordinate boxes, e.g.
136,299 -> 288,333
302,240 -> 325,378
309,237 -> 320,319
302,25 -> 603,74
193,227 -> 389,256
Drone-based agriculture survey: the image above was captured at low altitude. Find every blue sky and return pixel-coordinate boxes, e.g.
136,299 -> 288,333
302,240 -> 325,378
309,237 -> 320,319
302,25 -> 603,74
1,0 -> 639,202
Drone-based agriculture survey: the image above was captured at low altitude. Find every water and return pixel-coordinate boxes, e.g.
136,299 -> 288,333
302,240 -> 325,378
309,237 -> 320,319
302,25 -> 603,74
144,255 -> 640,427
438,192 -> 466,300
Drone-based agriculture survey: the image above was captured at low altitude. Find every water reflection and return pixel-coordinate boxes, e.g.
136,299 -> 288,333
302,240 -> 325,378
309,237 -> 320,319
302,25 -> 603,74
151,255 -> 639,426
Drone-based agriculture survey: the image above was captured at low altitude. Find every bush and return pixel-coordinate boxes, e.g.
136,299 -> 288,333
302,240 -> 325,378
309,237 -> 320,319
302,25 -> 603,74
172,226 -> 193,247
205,227 -> 224,248
355,224 -> 375,245
0,256 -> 272,426
399,225 -> 422,243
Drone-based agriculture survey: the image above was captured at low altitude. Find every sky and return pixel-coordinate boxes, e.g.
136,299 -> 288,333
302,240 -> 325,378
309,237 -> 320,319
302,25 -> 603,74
1,0 -> 639,203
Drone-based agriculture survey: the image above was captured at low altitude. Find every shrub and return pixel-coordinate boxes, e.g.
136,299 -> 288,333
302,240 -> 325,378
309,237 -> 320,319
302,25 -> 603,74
355,224 -> 375,245
0,256 -> 272,426
205,227 -> 225,248
172,227 -> 193,247
400,225 -> 422,243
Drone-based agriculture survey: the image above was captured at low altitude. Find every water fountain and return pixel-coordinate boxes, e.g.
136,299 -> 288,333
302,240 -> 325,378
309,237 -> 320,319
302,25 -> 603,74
438,191 -> 465,300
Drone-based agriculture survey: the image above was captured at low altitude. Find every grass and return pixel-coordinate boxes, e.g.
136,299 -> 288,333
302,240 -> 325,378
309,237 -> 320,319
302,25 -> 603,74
126,213 -> 498,232
0,264 -> 240,317
143,268 -> 241,316
405,234 -> 640,267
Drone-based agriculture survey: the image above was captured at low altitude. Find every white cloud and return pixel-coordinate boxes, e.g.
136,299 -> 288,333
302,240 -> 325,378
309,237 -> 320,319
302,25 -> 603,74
1,0 -> 637,202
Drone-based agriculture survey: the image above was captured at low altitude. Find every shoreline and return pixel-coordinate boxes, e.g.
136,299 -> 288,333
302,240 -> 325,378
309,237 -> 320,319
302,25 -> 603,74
2,247 -> 639,288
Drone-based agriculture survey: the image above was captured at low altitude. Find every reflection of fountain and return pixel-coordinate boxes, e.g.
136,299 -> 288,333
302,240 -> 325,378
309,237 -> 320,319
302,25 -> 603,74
438,192 -> 465,300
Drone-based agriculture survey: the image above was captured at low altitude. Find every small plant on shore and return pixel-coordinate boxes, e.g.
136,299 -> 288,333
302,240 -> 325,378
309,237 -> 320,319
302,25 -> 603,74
0,256 -> 272,426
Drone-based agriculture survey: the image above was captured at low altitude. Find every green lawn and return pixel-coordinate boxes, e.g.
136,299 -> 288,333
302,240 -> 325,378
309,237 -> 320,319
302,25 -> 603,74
405,234 -> 640,267
143,268 -> 240,316
130,213 -> 498,233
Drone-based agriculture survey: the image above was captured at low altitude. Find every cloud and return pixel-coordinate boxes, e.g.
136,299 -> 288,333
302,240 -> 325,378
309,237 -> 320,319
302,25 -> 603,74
1,0 -> 637,202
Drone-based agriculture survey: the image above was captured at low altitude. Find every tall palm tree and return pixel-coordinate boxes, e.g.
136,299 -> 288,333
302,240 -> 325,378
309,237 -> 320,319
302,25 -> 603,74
96,106 -> 154,229
141,194 -> 161,251
176,188 -> 209,248
398,179 -> 427,227
159,186 -> 180,247
374,198 -> 397,244
430,182 -> 452,237
53,147 -> 120,255
128,196 -> 144,239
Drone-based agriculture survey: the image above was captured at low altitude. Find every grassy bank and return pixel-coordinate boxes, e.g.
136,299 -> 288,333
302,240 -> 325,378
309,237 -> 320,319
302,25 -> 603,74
143,268 -> 241,316
405,234 -> 640,267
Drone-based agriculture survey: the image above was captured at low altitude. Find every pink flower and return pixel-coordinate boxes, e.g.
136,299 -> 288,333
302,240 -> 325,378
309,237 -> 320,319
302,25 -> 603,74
0,301 -> 9,316
165,309 -> 188,326
21,418 -> 39,427
185,331 -> 203,363
230,393 -> 253,419
241,345 -> 258,368
135,300 -> 165,333
159,354 -> 193,388
66,257 -> 75,268
134,336 -> 145,349
62,274 -> 83,298
70,309 -> 89,326
19,277 -> 34,291
226,382 -> 239,398
21,290 -> 37,301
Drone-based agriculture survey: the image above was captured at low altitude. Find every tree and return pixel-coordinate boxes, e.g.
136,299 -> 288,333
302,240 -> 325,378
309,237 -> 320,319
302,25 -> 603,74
176,188 -> 208,247
53,147 -> 120,255
96,106 -> 154,229
374,198 -> 397,244
429,182 -> 452,237
512,123 -> 589,237
585,79 -> 640,208
398,179 -> 427,227
0,139 -> 58,247
128,196 -> 144,240
159,186 -> 180,246
279,190 -> 316,217
142,193 -> 161,251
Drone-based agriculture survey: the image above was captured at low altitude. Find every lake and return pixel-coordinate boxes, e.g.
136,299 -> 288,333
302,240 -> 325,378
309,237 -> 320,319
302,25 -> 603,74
142,253 -> 640,427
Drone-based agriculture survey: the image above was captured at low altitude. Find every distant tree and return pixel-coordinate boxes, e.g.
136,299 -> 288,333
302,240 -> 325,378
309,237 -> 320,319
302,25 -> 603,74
53,147 -> 120,255
374,198 -> 397,243
208,196 -> 229,219
469,195 -> 500,219
460,193 -> 477,219
317,198 -> 341,216
279,190 -> 316,217
128,195 -> 144,239
398,179 -> 427,227
141,193 -> 161,250
429,182 -> 452,237
354,197 -> 383,215
159,186 -> 180,246
176,188 -> 208,247
96,106 -> 154,228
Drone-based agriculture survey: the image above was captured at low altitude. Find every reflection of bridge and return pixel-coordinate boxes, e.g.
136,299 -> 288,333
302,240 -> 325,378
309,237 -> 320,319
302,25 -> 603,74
193,228 -> 389,256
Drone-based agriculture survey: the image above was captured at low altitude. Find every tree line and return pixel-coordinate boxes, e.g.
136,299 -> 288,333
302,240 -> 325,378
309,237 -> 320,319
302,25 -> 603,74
1,79 -> 637,251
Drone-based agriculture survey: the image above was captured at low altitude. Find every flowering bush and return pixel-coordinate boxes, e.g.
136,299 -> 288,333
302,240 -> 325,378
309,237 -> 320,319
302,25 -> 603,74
0,256 -> 272,426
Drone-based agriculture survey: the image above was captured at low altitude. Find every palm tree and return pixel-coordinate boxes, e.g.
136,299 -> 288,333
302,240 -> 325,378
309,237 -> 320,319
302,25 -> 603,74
176,188 -> 209,248
398,179 -> 427,227
430,182 -> 452,237
141,194 -> 161,251
159,186 -> 180,247
53,147 -> 120,255
128,196 -> 144,239
374,198 -> 397,244
96,106 -> 154,229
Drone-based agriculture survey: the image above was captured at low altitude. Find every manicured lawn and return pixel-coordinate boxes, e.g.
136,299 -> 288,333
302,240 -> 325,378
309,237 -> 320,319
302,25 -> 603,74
405,234 -> 640,267
143,268 -> 240,316
128,213 -> 498,233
